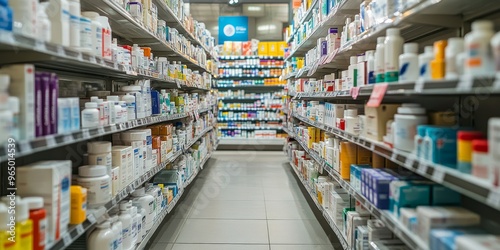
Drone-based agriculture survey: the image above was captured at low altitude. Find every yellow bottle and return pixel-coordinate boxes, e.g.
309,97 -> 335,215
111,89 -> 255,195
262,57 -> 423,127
70,186 -> 88,225
431,40 -> 448,79
1,203 -> 18,250
15,200 -> 33,250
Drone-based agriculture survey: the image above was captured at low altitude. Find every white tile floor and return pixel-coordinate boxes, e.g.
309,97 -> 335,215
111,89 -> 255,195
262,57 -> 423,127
148,151 -> 336,250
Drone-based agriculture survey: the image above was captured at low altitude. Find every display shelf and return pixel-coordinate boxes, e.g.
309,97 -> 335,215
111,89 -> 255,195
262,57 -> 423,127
287,161 -> 349,250
217,74 -> 281,79
219,138 -> 285,145
287,0 -> 498,62
0,107 -> 213,163
0,31 -> 212,87
51,126 -> 215,250
283,127 -> 427,250
218,126 -> 283,130
136,151 -> 213,250
216,84 -> 286,88
219,107 -> 280,111
218,96 -> 272,100
80,0 -> 210,72
217,117 -> 282,121
218,65 -> 285,69
288,0 -> 319,43
289,111 -> 500,212
152,0 -> 217,60
219,55 -> 284,60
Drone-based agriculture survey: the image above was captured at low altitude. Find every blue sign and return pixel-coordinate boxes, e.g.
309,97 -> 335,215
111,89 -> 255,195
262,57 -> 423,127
218,16 -> 248,44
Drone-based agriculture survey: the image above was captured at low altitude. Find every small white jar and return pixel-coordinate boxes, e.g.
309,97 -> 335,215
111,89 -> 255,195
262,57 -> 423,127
394,104 -> 428,152
87,221 -> 114,250
81,102 -> 100,128
87,141 -> 112,169
77,165 -> 111,208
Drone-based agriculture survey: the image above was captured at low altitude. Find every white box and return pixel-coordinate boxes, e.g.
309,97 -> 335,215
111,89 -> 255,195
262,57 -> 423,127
17,160 -> 71,245
0,64 -> 35,140
112,145 -> 132,187
457,235 -> 500,250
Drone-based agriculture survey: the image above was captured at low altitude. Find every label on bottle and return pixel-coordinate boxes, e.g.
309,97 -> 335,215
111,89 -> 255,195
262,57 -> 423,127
80,18 -> 93,52
102,28 -> 112,59
39,218 -> 47,247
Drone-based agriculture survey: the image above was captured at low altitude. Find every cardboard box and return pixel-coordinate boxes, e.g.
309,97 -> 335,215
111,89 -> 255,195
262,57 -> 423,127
364,104 -> 400,142
258,42 -> 269,56
278,41 -> 287,56
268,42 -> 279,56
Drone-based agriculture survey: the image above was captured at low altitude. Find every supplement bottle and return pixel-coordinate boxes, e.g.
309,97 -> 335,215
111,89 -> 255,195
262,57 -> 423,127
399,43 -> 419,82
68,0 -> 81,48
15,199 -> 33,250
24,197 -> 47,250
418,46 -> 434,81
81,102 -> 100,128
384,28 -> 404,82
87,141 -> 112,168
118,201 -> 134,249
87,221 -> 114,250
445,38 -> 465,80
81,12 -> 103,57
465,20 -> 495,77
374,37 -> 386,83
77,165 -> 111,208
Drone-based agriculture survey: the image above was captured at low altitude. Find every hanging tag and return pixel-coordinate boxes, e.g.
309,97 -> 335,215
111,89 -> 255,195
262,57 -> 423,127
350,87 -> 361,100
366,83 -> 388,107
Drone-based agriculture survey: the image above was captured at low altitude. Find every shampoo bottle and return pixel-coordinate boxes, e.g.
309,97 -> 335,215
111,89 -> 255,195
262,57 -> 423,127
418,46 -> 434,81
431,40 -> 447,79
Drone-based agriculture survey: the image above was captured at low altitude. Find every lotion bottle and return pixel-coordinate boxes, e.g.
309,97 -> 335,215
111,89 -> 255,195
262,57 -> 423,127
399,43 -> 419,83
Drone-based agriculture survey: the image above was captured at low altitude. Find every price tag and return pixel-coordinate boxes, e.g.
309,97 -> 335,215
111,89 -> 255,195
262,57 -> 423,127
98,127 -> 105,135
112,125 -> 119,132
82,129 -> 91,139
87,214 -> 96,224
46,136 -> 57,147
390,152 -> 397,162
417,162 -> 428,175
487,189 -> 500,208
404,156 -> 415,168
366,83 -> 388,107
63,134 -> 74,143
62,233 -> 72,246
350,87 -> 361,100
414,79 -> 425,92
457,75 -> 474,92
76,224 -> 85,235
432,168 -> 445,183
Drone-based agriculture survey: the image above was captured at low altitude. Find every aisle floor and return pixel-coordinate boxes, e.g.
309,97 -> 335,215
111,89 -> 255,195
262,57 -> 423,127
149,151 -> 336,250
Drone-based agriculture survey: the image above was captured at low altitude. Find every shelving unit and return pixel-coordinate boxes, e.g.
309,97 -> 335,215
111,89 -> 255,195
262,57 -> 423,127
282,0 -> 500,248
216,55 -> 287,147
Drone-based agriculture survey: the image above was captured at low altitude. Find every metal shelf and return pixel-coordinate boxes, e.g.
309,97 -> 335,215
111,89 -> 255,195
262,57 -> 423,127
217,75 -> 281,79
136,151 -> 213,250
219,107 -> 280,111
289,112 -> 500,213
52,126 -> 215,250
287,160 -> 349,250
288,0 -> 319,43
218,65 -> 285,69
0,107 -> 213,163
219,55 -> 284,60
219,138 -> 285,145
216,84 -> 285,89
283,127 -> 428,250
218,96 -> 280,100
289,76 -> 500,100
218,126 -> 284,130
80,0 -> 211,72
217,117 -> 282,121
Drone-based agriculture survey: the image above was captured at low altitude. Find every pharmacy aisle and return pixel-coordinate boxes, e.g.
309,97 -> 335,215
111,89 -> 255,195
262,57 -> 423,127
147,151 -> 339,250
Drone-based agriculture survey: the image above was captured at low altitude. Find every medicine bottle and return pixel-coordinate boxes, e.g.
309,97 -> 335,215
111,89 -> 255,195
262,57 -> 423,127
119,201 -> 135,249
0,203 -> 16,250
15,199 -> 33,250
465,20 -> 495,77
384,28 -> 404,82
77,165 -> 111,208
394,104 -> 427,152
68,0 -> 81,48
131,187 -> 155,232
82,11 -> 103,57
399,43 -> 419,83
87,141 -> 112,168
87,221 -> 114,250
374,37 -> 386,83
24,197 -> 47,250
81,102 -> 100,128
97,16 -> 112,60
70,185 -> 87,224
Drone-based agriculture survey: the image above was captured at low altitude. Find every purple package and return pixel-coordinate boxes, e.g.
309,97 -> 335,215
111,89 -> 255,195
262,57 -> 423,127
329,28 -> 338,34
321,40 -> 328,57
372,175 -> 394,209
34,72 -> 44,137
49,73 -> 59,135
40,72 -> 51,136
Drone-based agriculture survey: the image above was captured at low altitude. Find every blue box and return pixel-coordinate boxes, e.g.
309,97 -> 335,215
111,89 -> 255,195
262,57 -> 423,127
431,184 -> 461,206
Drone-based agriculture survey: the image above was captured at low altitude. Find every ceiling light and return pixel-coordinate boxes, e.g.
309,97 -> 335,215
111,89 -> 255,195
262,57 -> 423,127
248,6 -> 261,11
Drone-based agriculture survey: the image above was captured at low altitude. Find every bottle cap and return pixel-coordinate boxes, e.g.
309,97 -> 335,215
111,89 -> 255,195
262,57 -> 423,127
0,74 -> 10,90
457,131 -> 484,140
377,37 -> 386,44
78,165 -> 108,177
23,197 -> 44,210
119,200 -> 132,211
0,203 -> 8,231
87,141 -> 112,153
424,46 -> 434,54
472,139 -> 488,152
107,95 -> 119,102
357,55 -> 365,63
121,131 -> 146,141
15,199 -> 29,222
82,11 -> 100,20
96,221 -> 111,229
403,43 -> 418,54
350,56 -> 357,65
85,102 -> 98,109
472,20 -> 493,31
121,85 -> 142,92
365,50 -> 375,57
386,28 -> 400,36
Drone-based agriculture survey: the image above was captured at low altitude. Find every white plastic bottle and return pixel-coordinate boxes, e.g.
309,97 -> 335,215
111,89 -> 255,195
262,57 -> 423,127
118,201 -> 133,250
446,38 -> 465,80
366,50 -> 375,84
384,28 -> 404,83
81,102 -> 100,128
9,0 -> 37,38
77,165 -> 111,208
68,0 -> 81,48
418,46 -> 434,81
130,206 -> 139,244
119,101 -> 128,123
36,2 -> 51,42
82,12 -> 103,57
79,16 -> 94,54
131,188 -> 155,232
87,221 -> 114,250
107,96 -> 122,125
374,37 -> 386,83
48,0 -> 70,46
97,16 -> 112,60
122,93 -> 136,120
399,43 -> 419,83
490,30 -> 500,75
110,215 -> 123,250
347,56 -> 358,88
465,20 -> 495,77
136,207 -> 146,243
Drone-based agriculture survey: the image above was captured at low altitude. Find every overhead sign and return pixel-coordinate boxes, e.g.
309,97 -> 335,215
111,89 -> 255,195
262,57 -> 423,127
218,16 -> 248,44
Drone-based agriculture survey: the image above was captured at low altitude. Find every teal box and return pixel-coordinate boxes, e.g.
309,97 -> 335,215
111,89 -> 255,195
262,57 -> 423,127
390,181 -> 430,217
430,228 -> 486,250
425,127 -> 459,168
431,184 -> 461,205
350,164 -> 371,192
